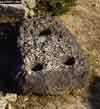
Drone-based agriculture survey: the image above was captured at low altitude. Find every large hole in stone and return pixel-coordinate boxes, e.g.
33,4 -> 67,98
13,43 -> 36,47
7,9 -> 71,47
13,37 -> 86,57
32,63 -> 43,71
63,56 -> 75,66
0,23 -> 23,93
39,28 -> 51,36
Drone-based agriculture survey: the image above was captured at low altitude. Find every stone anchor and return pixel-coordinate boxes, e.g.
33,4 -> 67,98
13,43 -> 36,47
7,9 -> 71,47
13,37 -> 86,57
20,16 -> 89,95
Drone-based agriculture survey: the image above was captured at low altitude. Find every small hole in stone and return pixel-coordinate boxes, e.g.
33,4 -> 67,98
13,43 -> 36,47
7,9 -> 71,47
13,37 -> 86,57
64,56 -> 75,65
59,34 -> 62,38
32,63 -> 43,71
42,50 -> 45,53
39,28 -> 51,36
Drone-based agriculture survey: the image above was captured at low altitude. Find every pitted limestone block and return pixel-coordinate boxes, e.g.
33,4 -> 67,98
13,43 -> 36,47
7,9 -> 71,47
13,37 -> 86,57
19,16 -> 89,95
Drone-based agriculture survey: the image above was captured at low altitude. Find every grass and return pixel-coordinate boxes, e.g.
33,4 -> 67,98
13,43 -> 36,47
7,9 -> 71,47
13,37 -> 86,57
36,0 -> 77,16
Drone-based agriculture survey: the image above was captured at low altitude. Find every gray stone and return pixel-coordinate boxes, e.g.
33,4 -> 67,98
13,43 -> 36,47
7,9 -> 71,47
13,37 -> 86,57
18,16 -> 89,95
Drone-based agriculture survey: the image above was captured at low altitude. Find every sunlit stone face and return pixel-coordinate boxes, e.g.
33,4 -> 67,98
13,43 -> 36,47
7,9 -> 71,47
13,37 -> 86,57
21,16 -> 89,95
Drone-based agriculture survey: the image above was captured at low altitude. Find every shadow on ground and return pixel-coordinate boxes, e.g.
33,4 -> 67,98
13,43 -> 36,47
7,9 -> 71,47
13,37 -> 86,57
0,23 -> 23,94
89,76 -> 100,109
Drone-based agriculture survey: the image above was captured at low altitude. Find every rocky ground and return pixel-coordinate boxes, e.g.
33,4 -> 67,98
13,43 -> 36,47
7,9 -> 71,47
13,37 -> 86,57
0,0 -> 100,108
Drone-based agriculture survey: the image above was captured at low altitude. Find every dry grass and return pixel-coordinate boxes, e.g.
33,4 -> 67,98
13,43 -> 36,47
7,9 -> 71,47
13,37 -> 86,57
60,0 -> 100,77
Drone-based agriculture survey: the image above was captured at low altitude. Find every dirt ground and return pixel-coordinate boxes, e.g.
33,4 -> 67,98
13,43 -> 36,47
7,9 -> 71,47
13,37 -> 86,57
6,0 -> 100,108
60,0 -> 100,78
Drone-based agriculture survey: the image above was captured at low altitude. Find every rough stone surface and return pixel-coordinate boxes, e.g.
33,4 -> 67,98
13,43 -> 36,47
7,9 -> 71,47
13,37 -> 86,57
17,16 -> 89,95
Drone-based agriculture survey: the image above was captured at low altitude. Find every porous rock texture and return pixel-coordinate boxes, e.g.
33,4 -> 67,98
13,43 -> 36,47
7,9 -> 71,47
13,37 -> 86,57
18,15 -> 89,95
